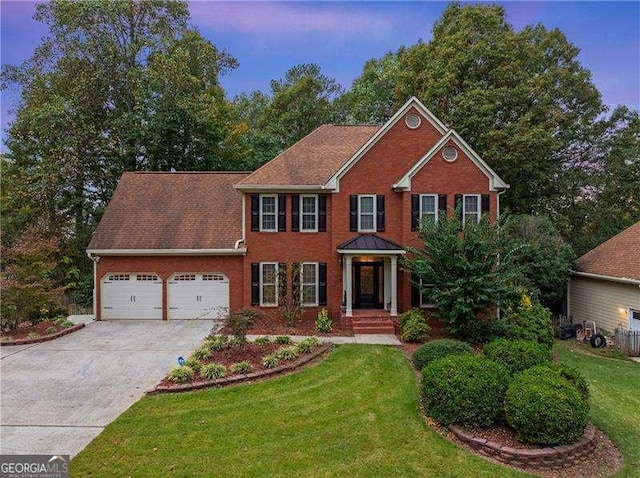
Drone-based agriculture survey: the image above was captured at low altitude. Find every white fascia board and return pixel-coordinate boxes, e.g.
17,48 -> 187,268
233,184 -> 327,193
393,129 -> 509,192
325,97 -> 449,192
337,249 -> 406,255
571,270 -> 640,286
87,249 -> 247,256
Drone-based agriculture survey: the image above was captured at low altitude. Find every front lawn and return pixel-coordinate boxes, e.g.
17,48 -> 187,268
72,346 -> 525,477
555,341 -> 640,477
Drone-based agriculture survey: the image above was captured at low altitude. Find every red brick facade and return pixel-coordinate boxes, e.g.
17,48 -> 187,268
90,99 -> 507,324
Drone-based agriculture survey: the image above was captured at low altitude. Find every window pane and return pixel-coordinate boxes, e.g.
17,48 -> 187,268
464,195 -> 479,224
262,264 -> 276,283
262,196 -> 275,213
360,214 -> 374,230
360,196 -> 374,213
302,263 -> 316,283
421,195 -> 435,213
262,215 -> 275,230
302,196 -> 316,214
263,285 -> 276,304
302,285 -> 316,304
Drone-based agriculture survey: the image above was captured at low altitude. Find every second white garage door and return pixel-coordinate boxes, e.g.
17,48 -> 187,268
168,273 -> 230,320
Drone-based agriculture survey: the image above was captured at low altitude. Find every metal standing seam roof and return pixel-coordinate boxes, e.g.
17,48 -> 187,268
337,234 -> 405,251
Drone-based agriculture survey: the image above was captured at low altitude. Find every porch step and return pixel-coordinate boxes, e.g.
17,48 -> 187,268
352,318 -> 395,335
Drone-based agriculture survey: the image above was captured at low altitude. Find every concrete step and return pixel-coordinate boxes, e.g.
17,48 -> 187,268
352,319 -> 395,334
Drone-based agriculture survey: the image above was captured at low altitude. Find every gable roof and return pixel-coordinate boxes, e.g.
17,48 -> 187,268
324,97 -> 449,191
235,124 -> 379,190
393,129 -> 509,191
88,172 -> 248,253
574,221 -> 640,283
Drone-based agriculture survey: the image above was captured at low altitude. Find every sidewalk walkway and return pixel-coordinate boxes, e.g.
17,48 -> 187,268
247,334 -> 401,345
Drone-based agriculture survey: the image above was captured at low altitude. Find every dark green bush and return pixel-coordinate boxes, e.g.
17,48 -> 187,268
505,366 -> 589,445
412,339 -> 473,371
400,309 -> 430,342
555,363 -> 589,401
504,302 -> 554,349
465,317 -> 514,344
421,354 -> 509,428
483,339 -> 552,375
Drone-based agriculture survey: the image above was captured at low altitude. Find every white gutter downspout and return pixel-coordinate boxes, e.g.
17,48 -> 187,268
86,252 -> 100,319
234,190 -> 246,250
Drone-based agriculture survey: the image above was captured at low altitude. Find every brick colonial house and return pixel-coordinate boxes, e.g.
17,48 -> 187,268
87,97 -> 508,332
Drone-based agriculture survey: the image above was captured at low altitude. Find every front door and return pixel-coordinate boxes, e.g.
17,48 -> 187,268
354,262 -> 382,308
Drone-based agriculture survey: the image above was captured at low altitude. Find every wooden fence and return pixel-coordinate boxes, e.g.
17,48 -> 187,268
552,314 -> 571,337
615,327 -> 640,357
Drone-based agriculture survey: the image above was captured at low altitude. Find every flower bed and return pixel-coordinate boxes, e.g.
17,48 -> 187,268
150,336 -> 331,394
1,319 -> 84,346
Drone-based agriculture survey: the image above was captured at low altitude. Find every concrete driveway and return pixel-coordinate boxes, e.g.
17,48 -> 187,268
0,319 -> 218,457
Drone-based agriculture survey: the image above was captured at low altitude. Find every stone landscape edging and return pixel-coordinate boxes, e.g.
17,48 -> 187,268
1,323 -> 86,346
450,424 -> 596,470
148,343 -> 332,395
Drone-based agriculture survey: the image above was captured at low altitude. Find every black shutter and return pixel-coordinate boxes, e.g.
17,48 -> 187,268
318,262 -> 327,305
376,195 -> 385,232
292,263 -> 300,301
251,263 -> 260,305
411,194 -> 420,231
318,195 -> 327,232
411,272 -> 420,308
291,195 -> 300,232
278,195 -> 286,231
251,194 -> 260,232
349,195 -> 358,231
454,194 -> 463,222
438,194 -> 447,217
481,194 -> 490,215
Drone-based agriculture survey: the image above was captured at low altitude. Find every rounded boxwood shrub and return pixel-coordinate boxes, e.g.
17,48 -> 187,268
421,354 -> 509,428
412,339 -> 473,371
504,302 -> 554,350
505,366 -> 589,445
555,363 -> 589,401
483,338 -> 552,375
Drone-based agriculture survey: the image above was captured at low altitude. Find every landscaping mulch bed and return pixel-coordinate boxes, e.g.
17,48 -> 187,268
155,340 -> 331,393
222,313 -> 353,337
0,320 -> 84,346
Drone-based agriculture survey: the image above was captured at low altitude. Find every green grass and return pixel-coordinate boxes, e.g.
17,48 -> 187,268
555,341 -> 640,477
72,346 -> 526,477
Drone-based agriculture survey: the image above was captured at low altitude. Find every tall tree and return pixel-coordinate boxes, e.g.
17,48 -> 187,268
258,63 -> 343,151
395,3 -> 604,214
2,0 -> 243,281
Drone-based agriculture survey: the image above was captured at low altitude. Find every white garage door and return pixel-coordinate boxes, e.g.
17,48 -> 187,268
102,273 -> 163,319
168,273 -> 229,320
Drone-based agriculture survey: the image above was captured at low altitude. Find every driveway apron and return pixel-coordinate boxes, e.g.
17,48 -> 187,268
0,319 -> 217,457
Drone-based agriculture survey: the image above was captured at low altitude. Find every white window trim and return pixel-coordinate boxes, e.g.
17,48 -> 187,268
419,194 -> 439,223
419,278 -> 435,308
300,262 -> 319,307
463,194 -> 481,226
300,194 -> 318,232
358,194 -> 377,232
260,194 -> 278,232
259,262 -> 278,307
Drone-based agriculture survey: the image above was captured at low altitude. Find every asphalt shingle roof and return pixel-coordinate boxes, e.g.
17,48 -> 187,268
237,124 -> 380,186
88,172 -> 248,250
574,221 -> 640,281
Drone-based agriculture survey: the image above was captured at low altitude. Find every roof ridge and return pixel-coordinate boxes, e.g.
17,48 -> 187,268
124,171 -> 251,175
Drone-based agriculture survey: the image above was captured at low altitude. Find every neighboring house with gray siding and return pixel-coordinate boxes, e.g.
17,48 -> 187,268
568,221 -> 640,334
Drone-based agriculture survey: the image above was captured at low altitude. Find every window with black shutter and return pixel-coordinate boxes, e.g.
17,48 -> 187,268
251,195 -> 260,232
318,263 -> 327,305
251,263 -> 260,305
278,195 -> 286,231
411,194 -> 420,231
318,196 -> 327,232
438,194 -> 447,216
291,195 -> 300,232
411,272 -> 420,308
349,195 -> 358,231
376,195 -> 385,232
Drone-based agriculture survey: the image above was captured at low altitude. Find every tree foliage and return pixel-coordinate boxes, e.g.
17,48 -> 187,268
2,0 -> 246,287
404,212 -> 523,339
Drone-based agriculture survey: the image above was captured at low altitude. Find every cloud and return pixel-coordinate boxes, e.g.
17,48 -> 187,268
188,1 -> 394,36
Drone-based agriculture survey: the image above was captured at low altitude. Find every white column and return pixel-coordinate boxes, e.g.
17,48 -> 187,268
345,255 -> 353,317
390,255 -> 398,316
